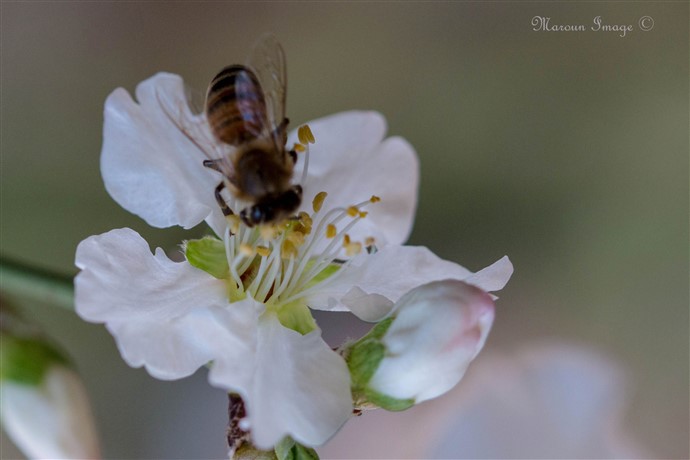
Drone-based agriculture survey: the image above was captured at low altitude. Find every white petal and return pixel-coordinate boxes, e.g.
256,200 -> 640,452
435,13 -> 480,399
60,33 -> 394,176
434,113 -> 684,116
106,303 -> 260,381
101,73 -> 223,230
292,111 -> 419,246
308,245 -> 511,322
75,228 -> 231,379
463,255 -> 513,292
1,366 -> 101,459
209,313 -> 352,449
369,280 -> 495,403
75,228 -> 227,322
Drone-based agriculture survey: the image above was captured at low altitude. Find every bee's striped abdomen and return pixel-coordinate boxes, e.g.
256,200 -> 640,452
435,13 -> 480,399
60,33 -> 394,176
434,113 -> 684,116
206,65 -> 268,145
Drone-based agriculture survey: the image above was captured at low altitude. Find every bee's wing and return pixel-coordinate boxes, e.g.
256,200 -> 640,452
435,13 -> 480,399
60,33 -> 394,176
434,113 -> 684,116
245,33 -> 288,150
184,84 -> 206,117
155,83 -> 235,177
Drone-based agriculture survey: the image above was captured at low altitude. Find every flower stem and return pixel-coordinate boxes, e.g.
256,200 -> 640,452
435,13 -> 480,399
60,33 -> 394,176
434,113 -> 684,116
228,393 -> 250,455
0,257 -> 74,310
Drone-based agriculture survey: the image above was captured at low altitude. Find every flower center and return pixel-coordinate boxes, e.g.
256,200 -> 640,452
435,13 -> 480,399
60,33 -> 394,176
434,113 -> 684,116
221,190 -> 379,308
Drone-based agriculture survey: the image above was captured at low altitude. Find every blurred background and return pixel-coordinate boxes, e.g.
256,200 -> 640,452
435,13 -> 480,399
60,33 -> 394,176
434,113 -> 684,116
1,2 -> 687,459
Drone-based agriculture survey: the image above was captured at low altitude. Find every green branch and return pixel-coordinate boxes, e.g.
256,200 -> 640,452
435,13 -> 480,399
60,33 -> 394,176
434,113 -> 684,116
0,256 -> 75,310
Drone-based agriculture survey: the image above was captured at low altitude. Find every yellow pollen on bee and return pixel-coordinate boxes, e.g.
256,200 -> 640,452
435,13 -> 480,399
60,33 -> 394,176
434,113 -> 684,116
227,215 -> 241,234
326,224 -> 337,238
345,242 -> 363,257
298,125 -> 315,145
239,243 -> 255,256
365,236 -> 376,247
358,211 -> 368,219
313,192 -> 328,213
370,195 -> 381,203
256,246 -> 270,257
293,143 -> 306,153
347,206 -> 359,217
281,240 -> 298,259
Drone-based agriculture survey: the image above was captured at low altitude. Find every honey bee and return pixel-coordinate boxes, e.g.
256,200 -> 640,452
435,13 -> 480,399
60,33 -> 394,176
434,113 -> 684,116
160,34 -> 302,227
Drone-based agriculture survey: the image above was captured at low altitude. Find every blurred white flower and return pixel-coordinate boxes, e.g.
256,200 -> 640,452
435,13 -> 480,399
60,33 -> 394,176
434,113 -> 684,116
319,343 -> 652,459
1,334 -> 100,460
75,73 -> 512,449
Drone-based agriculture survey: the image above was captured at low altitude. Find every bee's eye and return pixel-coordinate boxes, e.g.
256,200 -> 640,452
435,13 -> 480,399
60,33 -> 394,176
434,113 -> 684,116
251,206 -> 264,224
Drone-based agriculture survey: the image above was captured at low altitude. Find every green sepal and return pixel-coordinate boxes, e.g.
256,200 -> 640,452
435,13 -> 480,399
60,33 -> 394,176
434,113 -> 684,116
343,317 -> 417,411
347,339 -> 385,389
362,388 -> 415,412
234,443 -> 278,460
0,335 -> 69,385
275,301 -> 317,335
274,437 -> 319,460
185,237 -> 229,279
344,317 -> 394,389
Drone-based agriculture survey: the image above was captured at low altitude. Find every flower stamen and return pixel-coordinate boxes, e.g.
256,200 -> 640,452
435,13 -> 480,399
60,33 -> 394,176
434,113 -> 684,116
217,182 -> 382,310
313,192 -> 327,213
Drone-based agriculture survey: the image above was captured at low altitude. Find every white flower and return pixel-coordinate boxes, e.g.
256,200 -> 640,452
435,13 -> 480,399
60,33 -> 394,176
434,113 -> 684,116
429,344 -> 654,459
1,365 -> 101,460
318,344 -> 653,459
75,73 -> 513,449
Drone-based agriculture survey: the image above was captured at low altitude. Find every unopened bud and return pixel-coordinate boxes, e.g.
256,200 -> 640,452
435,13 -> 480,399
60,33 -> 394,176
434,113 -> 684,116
345,280 -> 495,410
1,332 -> 101,459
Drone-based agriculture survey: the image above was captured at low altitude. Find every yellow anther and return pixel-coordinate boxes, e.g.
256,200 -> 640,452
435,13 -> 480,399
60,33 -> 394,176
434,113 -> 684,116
343,234 -> 351,246
312,191 -> 327,213
287,231 -> 305,246
347,206 -> 359,217
358,211 -> 368,219
281,240 -> 298,259
260,224 -> 279,241
326,224 -> 337,238
298,125 -> 315,145
299,211 -> 312,227
256,246 -> 270,257
293,143 -> 306,153
239,243 -> 255,257
345,242 -> 363,257
365,236 -> 376,247
370,195 -> 381,203
294,222 -> 311,236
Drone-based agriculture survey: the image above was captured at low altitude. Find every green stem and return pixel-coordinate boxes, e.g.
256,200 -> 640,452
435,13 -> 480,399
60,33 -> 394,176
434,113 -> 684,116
0,256 -> 74,310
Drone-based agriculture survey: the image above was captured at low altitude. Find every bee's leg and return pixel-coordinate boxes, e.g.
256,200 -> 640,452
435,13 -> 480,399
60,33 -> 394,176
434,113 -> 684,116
204,159 -> 240,188
274,117 -> 289,147
288,184 -> 304,221
214,181 -> 234,217
203,159 -> 223,173
272,118 -> 298,164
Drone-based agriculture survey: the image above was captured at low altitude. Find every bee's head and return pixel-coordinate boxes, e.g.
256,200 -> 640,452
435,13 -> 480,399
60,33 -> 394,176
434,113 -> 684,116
239,187 -> 302,227
240,203 -> 271,227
